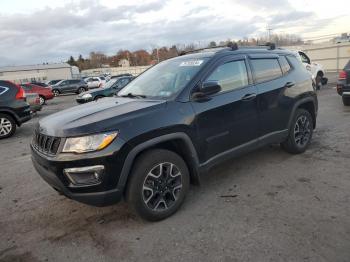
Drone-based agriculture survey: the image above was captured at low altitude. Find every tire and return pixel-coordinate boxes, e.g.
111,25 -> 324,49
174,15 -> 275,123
343,96 -> 350,106
126,149 -> 190,221
0,113 -> 16,139
39,95 -> 46,105
281,109 -> 313,154
94,95 -> 104,101
52,89 -> 60,97
315,72 -> 323,90
78,87 -> 86,94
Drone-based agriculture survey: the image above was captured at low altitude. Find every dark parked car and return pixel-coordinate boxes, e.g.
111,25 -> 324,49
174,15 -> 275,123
21,83 -> 54,105
337,60 -> 350,105
51,79 -> 88,96
31,43 -> 318,221
0,80 -> 31,139
76,76 -> 134,103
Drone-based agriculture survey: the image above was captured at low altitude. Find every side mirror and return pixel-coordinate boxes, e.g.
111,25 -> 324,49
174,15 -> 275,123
192,81 -> 221,100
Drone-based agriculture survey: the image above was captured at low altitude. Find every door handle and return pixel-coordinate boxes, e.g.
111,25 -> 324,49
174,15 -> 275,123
241,93 -> 257,101
284,82 -> 295,88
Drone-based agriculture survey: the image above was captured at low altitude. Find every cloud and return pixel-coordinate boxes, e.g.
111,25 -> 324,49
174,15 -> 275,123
0,0 -> 324,66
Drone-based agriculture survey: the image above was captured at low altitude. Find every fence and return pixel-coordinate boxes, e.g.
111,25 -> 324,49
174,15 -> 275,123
285,42 -> 350,72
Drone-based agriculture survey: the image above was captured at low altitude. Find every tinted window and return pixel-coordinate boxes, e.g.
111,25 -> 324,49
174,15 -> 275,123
21,84 -> 32,91
279,56 -> 291,74
251,59 -> 282,83
299,52 -> 310,64
206,60 -> 248,93
0,86 -> 8,95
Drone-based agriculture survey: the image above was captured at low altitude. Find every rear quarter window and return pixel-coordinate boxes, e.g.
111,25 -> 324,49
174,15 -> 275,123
0,86 -> 9,95
279,56 -> 292,74
251,59 -> 282,83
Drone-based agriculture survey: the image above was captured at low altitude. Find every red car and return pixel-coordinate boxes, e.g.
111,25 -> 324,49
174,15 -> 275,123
21,83 -> 54,105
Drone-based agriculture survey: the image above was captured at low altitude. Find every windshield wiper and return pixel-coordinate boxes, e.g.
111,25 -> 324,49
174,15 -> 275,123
120,93 -> 147,99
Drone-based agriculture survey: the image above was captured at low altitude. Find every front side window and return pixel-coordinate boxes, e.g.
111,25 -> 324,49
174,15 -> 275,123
206,60 -> 248,93
119,57 -> 209,99
251,59 -> 282,83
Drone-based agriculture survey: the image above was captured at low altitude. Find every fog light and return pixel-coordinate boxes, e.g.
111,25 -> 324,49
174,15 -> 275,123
64,165 -> 104,187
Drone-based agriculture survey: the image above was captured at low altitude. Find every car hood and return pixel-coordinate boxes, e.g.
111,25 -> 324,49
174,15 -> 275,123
78,87 -> 112,97
38,97 -> 166,137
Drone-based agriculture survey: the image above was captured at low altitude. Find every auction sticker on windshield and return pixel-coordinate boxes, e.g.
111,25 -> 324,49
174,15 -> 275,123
180,60 -> 204,67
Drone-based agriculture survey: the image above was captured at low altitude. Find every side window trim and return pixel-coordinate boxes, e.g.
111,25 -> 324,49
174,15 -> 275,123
0,86 -> 9,95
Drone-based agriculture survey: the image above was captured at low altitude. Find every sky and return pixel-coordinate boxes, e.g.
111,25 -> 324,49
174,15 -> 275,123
0,0 -> 349,66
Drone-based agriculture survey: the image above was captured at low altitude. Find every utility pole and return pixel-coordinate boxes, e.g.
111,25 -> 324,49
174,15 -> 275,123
267,25 -> 273,42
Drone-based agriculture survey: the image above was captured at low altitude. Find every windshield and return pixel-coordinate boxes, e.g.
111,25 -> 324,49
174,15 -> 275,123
118,57 -> 208,99
104,78 -> 118,89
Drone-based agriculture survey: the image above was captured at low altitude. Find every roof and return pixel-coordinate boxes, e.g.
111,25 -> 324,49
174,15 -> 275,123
0,63 -> 71,73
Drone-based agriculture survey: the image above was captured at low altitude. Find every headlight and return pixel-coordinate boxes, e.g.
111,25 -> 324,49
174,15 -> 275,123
63,132 -> 118,153
82,93 -> 92,99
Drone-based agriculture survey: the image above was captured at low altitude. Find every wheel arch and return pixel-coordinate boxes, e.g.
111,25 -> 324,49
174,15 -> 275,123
0,110 -> 20,126
288,97 -> 317,130
118,133 -> 201,194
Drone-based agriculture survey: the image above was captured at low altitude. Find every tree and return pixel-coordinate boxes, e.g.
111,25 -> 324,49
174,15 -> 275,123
208,41 -> 217,48
67,56 -> 77,66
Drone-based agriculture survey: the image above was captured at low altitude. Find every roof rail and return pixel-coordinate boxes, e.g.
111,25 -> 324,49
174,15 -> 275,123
179,41 -> 238,56
258,42 -> 276,50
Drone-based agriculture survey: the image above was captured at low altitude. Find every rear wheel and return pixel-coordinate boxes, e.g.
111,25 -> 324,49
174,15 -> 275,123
52,89 -> 60,96
343,96 -> 350,106
126,149 -> 190,221
78,87 -> 86,94
281,109 -> 313,154
0,113 -> 16,139
315,72 -> 323,90
39,95 -> 46,105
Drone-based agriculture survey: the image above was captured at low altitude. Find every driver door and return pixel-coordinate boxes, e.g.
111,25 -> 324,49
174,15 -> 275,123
191,55 -> 259,163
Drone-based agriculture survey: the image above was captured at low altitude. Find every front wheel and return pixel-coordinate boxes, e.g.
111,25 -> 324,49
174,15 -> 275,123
342,96 -> 350,106
281,109 -> 313,154
0,113 -> 16,139
39,95 -> 46,105
126,149 -> 190,221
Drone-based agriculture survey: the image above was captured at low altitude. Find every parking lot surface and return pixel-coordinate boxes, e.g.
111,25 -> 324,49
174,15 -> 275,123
1,84 -> 350,262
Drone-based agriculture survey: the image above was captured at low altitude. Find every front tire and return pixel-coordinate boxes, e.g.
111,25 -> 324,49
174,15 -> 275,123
39,95 -> 46,105
94,95 -> 104,101
342,96 -> 350,106
126,149 -> 190,221
0,113 -> 16,139
281,109 -> 313,154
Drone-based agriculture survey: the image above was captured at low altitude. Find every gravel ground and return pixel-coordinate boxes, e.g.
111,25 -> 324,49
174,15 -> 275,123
0,83 -> 349,262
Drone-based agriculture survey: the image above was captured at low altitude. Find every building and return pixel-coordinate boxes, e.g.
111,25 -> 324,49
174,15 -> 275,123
118,59 -> 130,67
0,63 -> 80,83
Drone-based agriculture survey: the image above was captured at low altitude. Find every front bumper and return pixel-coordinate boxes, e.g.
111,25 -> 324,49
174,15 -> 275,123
76,97 -> 91,104
30,138 -> 127,206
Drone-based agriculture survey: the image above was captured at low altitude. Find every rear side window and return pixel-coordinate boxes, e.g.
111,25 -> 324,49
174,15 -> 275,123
0,86 -> 9,95
206,60 -> 249,93
251,59 -> 282,83
279,56 -> 291,74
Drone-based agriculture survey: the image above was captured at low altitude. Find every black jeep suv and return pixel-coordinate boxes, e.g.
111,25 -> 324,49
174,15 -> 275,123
31,44 -> 318,221
0,80 -> 31,139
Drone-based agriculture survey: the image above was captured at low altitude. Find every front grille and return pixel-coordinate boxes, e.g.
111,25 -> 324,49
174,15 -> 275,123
33,131 -> 61,155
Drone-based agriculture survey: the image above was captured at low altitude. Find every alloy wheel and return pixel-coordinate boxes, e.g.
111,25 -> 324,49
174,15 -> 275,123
294,115 -> 311,147
53,90 -> 59,96
39,96 -> 45,105
78,88 -> 85,94
142,162 -> 183,211
0,117 -> 13,136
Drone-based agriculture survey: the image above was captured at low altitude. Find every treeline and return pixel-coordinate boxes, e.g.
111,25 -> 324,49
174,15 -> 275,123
67,34 -> 304,70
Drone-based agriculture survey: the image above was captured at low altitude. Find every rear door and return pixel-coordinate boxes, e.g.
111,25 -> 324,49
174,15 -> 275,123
249,54 -> 292,139
191,55 -> 259,163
